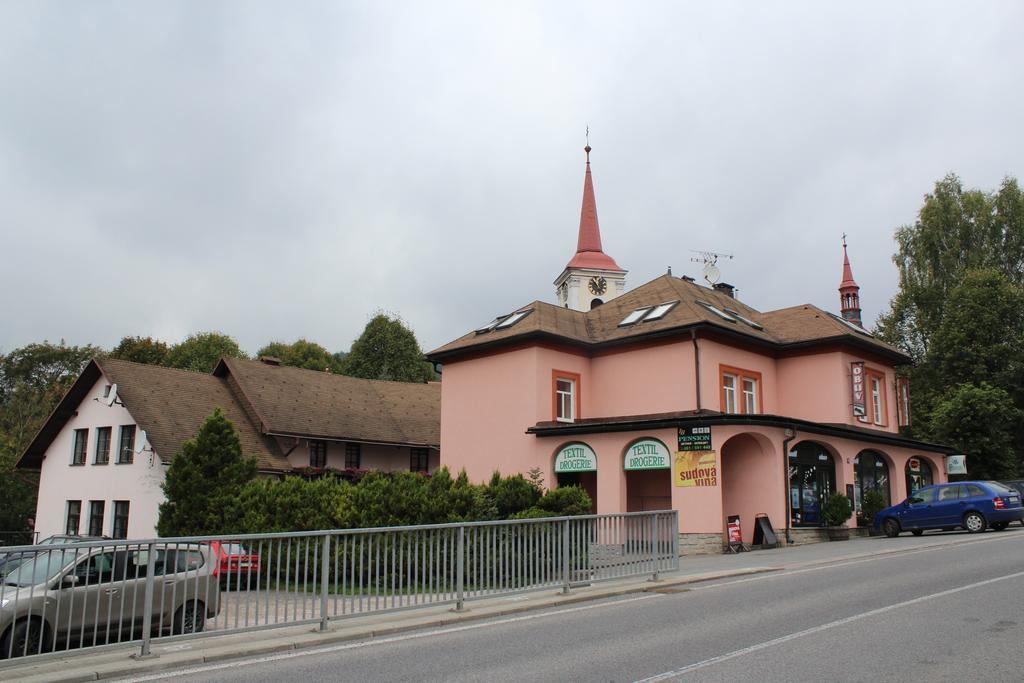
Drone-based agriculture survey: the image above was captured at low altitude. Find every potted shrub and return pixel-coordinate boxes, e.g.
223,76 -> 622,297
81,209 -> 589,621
861,490 -> 888,536
822,493 -> 853,541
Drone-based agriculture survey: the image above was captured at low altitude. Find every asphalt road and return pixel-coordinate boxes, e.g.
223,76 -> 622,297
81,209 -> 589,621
128,530 -> 1024,682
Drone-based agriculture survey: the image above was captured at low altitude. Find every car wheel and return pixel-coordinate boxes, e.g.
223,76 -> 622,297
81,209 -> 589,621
911,529 -> 924,536
1,618 -> 48,659
991,522 -> 1009,531
883,518 -> 900,538
963,511 -> 987,534
173,601 -> 206,635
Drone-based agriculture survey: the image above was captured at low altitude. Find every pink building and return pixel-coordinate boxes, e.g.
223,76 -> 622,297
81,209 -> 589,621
428,147 -> 953,552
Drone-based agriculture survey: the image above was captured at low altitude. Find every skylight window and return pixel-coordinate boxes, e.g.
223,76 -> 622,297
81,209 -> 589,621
475,318 -> 503,334
724,308 -> 764,330
619,307 -> 653,326
696,300 -> 737,323
828,312 -> 873,337
496,309 -> 532,329
643,301 -> 679,322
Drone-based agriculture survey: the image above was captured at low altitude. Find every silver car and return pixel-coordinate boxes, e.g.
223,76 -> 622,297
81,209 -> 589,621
0,543 -> 220,658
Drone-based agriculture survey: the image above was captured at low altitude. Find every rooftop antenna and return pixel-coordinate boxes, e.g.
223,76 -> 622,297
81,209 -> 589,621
690,250 -> 734,285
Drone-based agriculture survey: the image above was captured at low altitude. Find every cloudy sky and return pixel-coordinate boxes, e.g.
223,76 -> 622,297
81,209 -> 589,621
2,1 -> 1022,356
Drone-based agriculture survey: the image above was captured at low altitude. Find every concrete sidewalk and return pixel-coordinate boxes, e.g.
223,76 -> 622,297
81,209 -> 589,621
4,529 -> 1015,683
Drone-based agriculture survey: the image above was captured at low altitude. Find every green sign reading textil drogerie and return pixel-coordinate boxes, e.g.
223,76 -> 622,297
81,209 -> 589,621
554,443 -> 597,473
624,439 -> 671,470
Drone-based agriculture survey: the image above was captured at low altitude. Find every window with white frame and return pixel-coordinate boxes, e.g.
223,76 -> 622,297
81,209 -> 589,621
117,425 -> 136,464
66,500 -> 82,535
71,429 -> 88,465
742,377 -> 758,414
556,378 -> 576,422
309,440 -> 327,468
722,374 -> 738,413
94,427 -> 111,465
88,500 -> 105,537
871,376 -> 883,425
112,501 -> 130,539
344,442 -> 361,469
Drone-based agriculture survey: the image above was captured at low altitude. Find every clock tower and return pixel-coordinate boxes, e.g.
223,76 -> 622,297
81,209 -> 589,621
554,144 -> 627,311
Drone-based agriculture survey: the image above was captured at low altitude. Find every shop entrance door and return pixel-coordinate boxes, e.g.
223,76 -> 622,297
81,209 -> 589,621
788,444 -> 836,527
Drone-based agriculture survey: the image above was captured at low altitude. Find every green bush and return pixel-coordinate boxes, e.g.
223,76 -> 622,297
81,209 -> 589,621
822,493 -> 853,527
861,490 -> 888,521
231,476 -> 355,534
535,486 -> 593,516
486,472 -> 542,519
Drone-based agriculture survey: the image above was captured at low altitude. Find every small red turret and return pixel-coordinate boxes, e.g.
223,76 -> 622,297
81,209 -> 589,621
839,236 -> 862,327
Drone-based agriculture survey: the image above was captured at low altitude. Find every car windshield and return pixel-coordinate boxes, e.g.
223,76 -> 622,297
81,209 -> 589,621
3,549 -> 81,587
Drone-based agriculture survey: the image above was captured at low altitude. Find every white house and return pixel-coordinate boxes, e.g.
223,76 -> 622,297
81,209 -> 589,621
18,356 -> 441,540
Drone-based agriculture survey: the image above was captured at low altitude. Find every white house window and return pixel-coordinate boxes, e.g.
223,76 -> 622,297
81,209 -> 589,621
66,500 -> 82,535
742,377 -> 758,414
556,378 -> 576,422
71,429 -> 88,466
112,501 -> 130,539
722,374 -> 737,414
88,500 -> 105,537
117,425 -> 136,464
345,443 -> 361,469
410,448 -> 429,472
94,427 -> 111,465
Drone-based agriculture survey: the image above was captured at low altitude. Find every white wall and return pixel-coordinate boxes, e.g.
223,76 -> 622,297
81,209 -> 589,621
34,377 -> 164,540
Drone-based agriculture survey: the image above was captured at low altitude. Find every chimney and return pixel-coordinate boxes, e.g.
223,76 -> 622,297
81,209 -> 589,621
680,275 -> 695,283
259,356 -> 282,366
713,282 -> 736,298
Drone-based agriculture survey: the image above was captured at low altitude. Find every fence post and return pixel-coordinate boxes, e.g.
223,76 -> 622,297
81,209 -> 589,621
649,514 -> 660,582
455,525 -> 465,611
133,542 -> 158,659
319,533 -> 331,631
672,511 -> 680,568
561,518 -> 570,595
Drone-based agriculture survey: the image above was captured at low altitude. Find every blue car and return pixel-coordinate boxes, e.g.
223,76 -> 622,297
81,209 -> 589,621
873,481 -> 1024,537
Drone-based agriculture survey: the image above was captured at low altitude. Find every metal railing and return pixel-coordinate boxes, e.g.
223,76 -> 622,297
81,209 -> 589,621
0,510 -> 678,663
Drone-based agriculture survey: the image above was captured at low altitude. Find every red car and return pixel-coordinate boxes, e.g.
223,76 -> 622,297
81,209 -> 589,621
208,541 -> 260,589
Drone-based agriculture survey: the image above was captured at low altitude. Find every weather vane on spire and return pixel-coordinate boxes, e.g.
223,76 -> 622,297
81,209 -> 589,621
842,232 -> 848,248
585,125 -> 591,161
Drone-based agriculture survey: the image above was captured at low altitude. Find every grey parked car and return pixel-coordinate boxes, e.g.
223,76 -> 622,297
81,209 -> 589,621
0,543 -> 220,658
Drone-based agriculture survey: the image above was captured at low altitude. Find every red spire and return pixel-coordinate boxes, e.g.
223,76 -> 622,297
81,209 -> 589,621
566,144 -> 623,271
840,237 -> 857,289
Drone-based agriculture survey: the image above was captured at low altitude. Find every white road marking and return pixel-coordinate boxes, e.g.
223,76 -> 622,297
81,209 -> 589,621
115,593 -> 664,682
633,568 -> 1024,682
691,532 -> 1024,591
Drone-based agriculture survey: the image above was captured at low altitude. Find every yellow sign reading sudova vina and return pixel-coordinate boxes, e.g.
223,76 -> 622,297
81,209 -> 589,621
673,450 -> 718,487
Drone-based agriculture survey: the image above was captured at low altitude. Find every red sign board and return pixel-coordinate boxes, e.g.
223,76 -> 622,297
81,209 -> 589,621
851,362 -> 866,418
727,517 -> 742,545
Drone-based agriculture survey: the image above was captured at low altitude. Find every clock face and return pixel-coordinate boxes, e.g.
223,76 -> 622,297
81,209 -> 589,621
588,276 -> 608,295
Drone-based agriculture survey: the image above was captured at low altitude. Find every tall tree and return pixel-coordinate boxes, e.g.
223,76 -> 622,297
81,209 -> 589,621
341,314 -> 434,383
163,332 -> 247,373
879,174 -> 1024,477
256,339 -> 345,373
878,174 -> 1024,361
157,408 -> 257,536
0,341 -> 101,537
108,336 -> 170,366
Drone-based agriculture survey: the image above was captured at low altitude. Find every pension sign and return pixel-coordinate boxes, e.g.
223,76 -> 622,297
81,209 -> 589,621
624,439 -> 671,470
554,443 -> 598,473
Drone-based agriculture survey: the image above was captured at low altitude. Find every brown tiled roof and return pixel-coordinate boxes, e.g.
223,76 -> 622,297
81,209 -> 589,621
428,275 -> 907,362
18,358 -> 290,471
215,357 -> 440,448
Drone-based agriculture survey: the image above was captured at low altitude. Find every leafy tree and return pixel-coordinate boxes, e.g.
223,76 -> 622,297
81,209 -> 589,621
256,339 -> 345,373
929,384 -> 1021,480
878,175 -> 1024,361
157,408 -> 258,536
108,336 -> 169,365
341,314 -> 434,383
163,332 -> 247,374
0,341 -> 100,536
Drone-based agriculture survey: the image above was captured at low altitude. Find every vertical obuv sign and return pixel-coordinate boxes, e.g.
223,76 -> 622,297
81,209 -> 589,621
850,361 -> 866,418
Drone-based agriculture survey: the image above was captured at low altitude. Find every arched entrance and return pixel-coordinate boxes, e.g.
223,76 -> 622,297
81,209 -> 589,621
905,456 -> 933,496
553,442 -> 598,512
788,441 -> 837,527
721,433 -> 778,544
623,438 -> 672,512
854,450 -> 891,525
